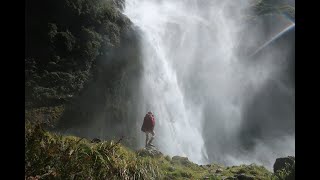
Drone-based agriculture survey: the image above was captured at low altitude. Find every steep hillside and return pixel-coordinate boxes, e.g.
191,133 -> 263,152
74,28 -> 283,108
25,122 -> 294,180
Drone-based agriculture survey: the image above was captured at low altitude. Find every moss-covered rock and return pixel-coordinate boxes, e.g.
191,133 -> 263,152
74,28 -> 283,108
272,156 -> 295,180
273,156 -> 295,173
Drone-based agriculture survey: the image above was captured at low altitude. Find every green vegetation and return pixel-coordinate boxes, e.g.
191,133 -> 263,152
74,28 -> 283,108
25,105 -> 65,127
26,122 -> 282,180
25,1 -> 295,179
25,0 -> 133,109
26,121 -> 161,179
26,0 -> 142,138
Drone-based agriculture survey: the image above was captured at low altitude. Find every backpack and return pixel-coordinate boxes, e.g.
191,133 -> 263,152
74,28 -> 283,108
141,113 -> 155,132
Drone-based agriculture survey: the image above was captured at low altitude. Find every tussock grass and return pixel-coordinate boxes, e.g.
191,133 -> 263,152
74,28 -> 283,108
25,121 -> 161,179
26,121 -> 292,180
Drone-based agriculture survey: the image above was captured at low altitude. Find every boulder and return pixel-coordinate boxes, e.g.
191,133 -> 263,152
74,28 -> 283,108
172,156 -> 193,166
136,144 -> 163,157
273,156 -> 295,173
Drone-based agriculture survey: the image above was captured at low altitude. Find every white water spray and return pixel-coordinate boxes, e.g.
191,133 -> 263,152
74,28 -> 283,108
125,0 -> 208,163
124,0 -> 295,167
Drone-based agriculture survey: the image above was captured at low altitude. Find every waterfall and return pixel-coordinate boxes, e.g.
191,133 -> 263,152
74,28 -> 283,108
124,0 -> 295,168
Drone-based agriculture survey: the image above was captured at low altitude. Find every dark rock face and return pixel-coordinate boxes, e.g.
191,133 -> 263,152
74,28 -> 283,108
273,156 -> 295,173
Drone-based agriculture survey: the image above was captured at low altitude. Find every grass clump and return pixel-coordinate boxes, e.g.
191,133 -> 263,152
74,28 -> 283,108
221,164 -> 273,179
25,121 -> 279,180
25,121 -> 161,179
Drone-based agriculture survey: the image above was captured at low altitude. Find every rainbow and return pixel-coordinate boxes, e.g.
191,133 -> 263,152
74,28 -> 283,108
250,13 -> 295,57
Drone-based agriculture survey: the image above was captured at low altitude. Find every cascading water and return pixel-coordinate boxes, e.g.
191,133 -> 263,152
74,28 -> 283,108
124,0 -> 208,164
124,0 -> 295,169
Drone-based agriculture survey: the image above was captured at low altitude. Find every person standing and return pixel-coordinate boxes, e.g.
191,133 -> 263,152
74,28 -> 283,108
141,111 -> 156,147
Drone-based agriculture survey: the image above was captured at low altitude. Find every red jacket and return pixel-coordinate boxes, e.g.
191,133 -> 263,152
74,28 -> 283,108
141,113 -> 155,132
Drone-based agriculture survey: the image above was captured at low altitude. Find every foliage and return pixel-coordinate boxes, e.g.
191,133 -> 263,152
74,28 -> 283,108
25,121 -> 161,179
25,0 -> 131,108
26,121 -> 289,180
26,0 -> 142,141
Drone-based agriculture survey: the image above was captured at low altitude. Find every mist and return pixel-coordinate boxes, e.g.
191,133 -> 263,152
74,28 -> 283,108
124,0 -> 295,170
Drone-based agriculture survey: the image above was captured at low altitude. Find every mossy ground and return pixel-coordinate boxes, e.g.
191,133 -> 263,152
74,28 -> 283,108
155,156 -> 272,180
26,121 -> 161,179
25,121 -> 278,180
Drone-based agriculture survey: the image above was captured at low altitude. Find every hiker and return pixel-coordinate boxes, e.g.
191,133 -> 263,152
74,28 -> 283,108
141,111 -> 156,147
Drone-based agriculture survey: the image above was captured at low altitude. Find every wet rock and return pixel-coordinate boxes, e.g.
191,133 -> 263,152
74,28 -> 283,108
273,156 -> 295,180
172,156 -> 193,166
136,144 -> 163,157
273,156 -> 295,173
